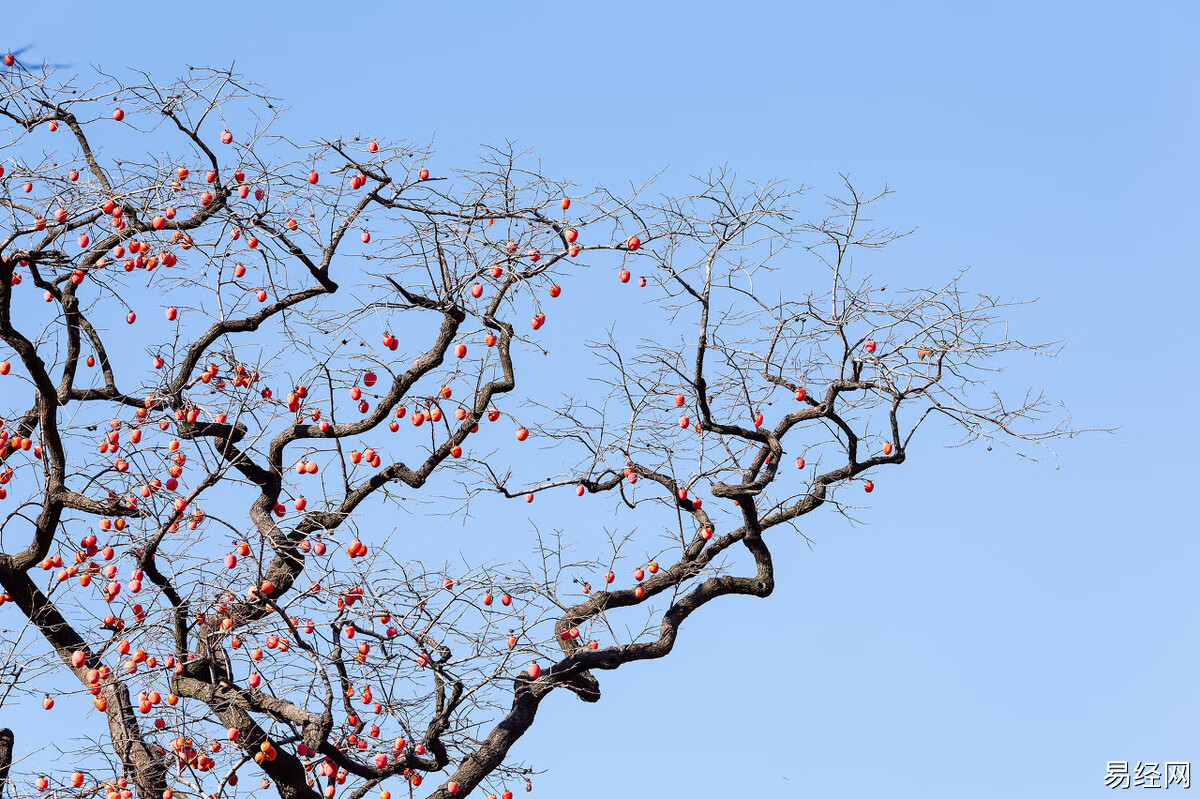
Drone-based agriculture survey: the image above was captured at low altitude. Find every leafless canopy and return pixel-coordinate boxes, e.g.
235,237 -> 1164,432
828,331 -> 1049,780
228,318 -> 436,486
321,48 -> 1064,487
0,60 -> 1075,799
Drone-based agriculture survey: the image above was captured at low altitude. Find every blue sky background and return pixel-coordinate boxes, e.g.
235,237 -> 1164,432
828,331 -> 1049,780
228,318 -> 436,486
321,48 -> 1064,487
4,2 -> 1198,797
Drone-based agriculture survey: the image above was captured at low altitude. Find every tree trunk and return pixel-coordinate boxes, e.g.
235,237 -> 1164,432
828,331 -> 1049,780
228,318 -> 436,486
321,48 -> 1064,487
0,727 -> 14,799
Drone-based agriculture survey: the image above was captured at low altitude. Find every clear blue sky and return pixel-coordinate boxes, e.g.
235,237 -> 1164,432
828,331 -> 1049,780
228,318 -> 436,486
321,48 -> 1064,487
5,2 -> 1198,797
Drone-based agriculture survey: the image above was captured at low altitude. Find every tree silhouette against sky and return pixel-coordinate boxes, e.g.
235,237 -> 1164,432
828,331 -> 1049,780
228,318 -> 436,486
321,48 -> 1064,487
0,59 -> 1075,799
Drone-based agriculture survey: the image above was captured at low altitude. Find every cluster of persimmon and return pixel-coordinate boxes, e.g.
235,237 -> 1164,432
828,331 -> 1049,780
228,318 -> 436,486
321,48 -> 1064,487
10,113 -> 445,306
1,431 -> 42,458
3,116 -> 382,320
29,569 -> 551,792
34,773 -> 136,797
166,737 -> 219,772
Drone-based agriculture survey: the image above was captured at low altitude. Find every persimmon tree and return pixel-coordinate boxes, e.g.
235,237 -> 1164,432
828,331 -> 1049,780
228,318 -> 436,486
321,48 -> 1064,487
0,57 -> 1073,799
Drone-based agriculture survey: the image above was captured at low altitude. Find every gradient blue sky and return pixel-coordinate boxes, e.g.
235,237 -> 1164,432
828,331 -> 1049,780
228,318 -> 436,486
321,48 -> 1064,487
4,2 -> 1198,798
